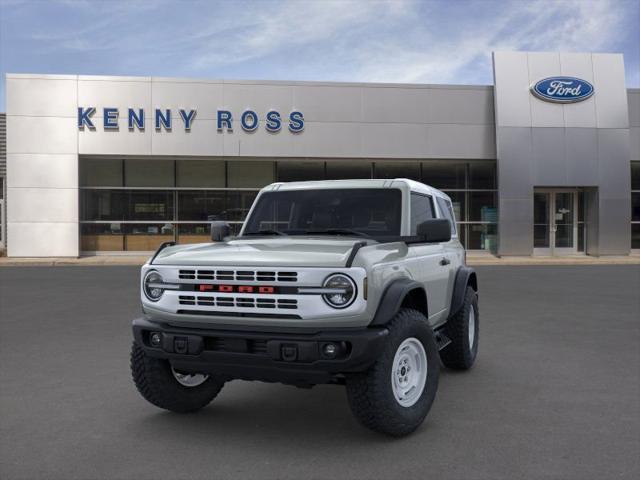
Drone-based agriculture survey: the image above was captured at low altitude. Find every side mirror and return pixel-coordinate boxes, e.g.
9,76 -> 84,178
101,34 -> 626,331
417,218 -> 451,243
210,221 -> 231,242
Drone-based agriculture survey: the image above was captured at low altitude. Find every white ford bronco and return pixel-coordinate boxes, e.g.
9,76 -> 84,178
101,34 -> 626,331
131,179 -> 479,436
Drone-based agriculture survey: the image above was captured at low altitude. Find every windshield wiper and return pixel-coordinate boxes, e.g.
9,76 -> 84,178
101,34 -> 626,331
303,228 -> 370,238
243,229 -> 287,236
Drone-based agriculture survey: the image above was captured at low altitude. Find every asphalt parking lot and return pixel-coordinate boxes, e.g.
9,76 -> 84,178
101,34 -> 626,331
1,265 -> 639,480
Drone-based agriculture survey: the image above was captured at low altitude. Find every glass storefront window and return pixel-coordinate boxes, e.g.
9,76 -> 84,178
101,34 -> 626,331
228,161 -> 274,187
81,190 -> 126,221
81,158 -> 123,186
467,223 -> 497,251
422,162 -> 465,189
457,224 -> 466,248
631,162 -> 640,191
80,223 -> 125,251
277,161 -> 324,182
177,223 -> 211,244
374,161 -> 420,181
468,191 -> 497,222
225,191 -> 259,221
326,161 -> 371,180
178,191 -> 225,221
128,191 -> 174,221
632,224 -> 640,249
125,159 -> 174,187
468,162 -> 496,189
122,223 -> 175,251
444,191 -> 465,223
177,160 -> 225,188
79,158 -> 499,251
632,192 -> 640,222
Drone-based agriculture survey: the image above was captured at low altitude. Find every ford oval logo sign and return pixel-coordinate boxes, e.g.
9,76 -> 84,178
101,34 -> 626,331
531,77 -> 594,103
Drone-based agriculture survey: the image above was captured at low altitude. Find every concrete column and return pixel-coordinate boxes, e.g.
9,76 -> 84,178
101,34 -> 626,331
6,74 -> 79,257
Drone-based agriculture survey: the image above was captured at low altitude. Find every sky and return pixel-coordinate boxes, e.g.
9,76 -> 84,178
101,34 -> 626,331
0,0 -> 639,111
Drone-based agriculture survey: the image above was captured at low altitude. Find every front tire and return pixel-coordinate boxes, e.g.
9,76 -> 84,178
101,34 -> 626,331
130,342 -> 225,413
345,308 -> 440,436
440,286 -> 479,370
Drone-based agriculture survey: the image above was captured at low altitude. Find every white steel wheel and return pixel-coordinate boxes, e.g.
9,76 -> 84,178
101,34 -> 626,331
391,337 -> 428,407
171,367 -> 209,388
468,307 -> 476,350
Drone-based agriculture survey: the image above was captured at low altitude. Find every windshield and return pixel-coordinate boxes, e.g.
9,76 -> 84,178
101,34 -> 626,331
242,188 -> 402,238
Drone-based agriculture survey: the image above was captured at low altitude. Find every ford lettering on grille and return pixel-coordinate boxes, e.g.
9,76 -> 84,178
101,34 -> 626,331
198,284 -> 276,294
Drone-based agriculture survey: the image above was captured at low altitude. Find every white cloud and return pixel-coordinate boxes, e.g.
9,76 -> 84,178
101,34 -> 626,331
350,0 -> 631,84
189,0 -> 413,69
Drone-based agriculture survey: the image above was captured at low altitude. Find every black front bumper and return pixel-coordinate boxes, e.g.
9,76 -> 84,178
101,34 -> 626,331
132,317 -> 388,385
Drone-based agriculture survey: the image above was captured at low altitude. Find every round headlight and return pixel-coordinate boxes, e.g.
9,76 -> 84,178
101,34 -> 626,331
143,270 -> 164,302
322,274 -> 356,309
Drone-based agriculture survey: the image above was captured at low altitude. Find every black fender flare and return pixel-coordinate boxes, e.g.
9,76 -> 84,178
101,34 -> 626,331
448,266 -> 478,319
370,278 -> 428,326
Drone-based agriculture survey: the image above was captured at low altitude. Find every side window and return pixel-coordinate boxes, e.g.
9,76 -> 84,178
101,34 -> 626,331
410,193 -> 435,234
436,196 -> 457,235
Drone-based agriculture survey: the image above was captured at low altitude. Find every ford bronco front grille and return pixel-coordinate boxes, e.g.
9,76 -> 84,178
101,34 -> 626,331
178,269 -> 298,282
178,295 -> 298,310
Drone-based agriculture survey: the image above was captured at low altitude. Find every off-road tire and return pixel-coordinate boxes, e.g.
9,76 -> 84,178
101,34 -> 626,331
130,342 -> 225,413
345,308 -> 440,436
440,286 -> 478,370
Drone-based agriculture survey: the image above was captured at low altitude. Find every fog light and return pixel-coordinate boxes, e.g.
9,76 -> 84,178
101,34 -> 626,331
323,343 -> 337,358
150,332 -> 162,347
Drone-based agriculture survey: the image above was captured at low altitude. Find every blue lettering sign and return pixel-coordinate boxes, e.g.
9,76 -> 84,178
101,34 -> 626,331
217,110 -> 233,131
155,109 -> 172,130
128,108 -> 145,130
241,110 -> 259,132
265,110 -> 281,132
288,111 -> 304,133
531,77 -> 594,103
78,106 -> 304,134
78,107 -> 96,129
103,108 -> 119,129
179,109 -> 197,130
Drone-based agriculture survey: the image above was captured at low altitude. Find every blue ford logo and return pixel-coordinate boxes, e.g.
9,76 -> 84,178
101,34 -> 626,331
531,77 -> 594,103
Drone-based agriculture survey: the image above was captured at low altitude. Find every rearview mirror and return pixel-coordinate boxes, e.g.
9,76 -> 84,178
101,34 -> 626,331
210,221 -> 231,242
416,219 -> 451,243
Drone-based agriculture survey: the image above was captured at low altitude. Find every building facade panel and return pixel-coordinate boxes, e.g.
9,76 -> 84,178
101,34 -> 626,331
425,87 -> 495,125
527,52 -> 565,128
565,128 -> 599,186
492,51 -> 532,128
559,53 -> 598,128
360,86 -> 430,124
6,76 -> 77,118
151,80 -> 223,120
7,153 -> 78,188
292,85 -> 362,123
7,116 -> 77,155
222,83 -> 294,120
7,187 -> 78,223
78,78 -> 152,118
592,54 -> 629,129
151,119 -> 224,157
2,50 -> 636,257
493,51 -> 631,256
7,222 -> 78,256
79,118 -> 152,156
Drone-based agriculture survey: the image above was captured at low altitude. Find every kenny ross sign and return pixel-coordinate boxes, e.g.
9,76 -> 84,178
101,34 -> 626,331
530,77 -> 594,103
77,107 -> 304,133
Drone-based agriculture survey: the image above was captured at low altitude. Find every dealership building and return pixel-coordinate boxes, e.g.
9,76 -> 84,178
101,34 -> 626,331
1,51 -> 639,257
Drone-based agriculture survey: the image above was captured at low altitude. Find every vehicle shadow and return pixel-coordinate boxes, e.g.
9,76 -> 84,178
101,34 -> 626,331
128,373 -> 449,446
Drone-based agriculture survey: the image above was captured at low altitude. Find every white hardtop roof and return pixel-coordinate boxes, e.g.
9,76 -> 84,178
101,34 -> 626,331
262,178 -> 449,200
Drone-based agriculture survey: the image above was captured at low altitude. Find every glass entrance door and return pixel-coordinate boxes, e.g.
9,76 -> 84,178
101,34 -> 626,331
533,189 -> 578,255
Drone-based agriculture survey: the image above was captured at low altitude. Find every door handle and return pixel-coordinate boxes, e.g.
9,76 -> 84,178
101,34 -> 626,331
439,258 -> 451,266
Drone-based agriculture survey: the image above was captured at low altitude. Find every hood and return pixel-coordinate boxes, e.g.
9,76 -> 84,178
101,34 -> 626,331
151,237 -> 367,267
